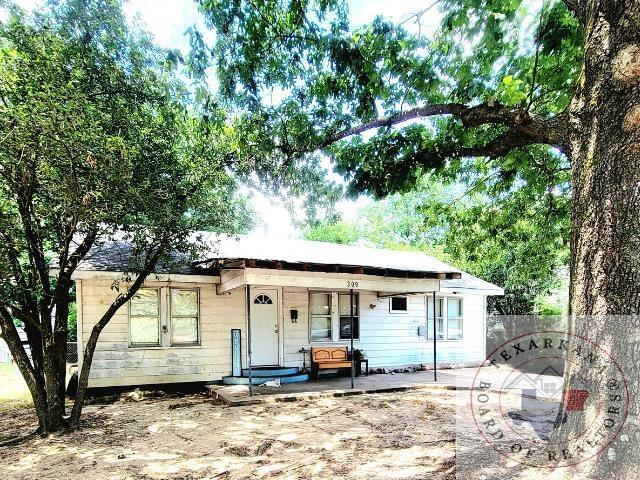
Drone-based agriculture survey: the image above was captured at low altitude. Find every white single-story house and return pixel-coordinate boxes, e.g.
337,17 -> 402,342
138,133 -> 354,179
72,234 -> 503,388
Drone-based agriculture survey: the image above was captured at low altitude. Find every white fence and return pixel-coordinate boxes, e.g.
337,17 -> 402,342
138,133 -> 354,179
1,336 -> 77,364
0,328 -> 28,363
0,337 -> 12,363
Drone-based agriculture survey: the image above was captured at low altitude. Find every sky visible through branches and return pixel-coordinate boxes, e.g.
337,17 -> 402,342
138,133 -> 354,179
11,0 -> 542,238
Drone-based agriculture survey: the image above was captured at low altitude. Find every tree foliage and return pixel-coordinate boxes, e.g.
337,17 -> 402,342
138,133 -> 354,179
305,174 -> 570,316
195,0 -> 577,199
0,0 -> 253,432
195,0 -> 577,314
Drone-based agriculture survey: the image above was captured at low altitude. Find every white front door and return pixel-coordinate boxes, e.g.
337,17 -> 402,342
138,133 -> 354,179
250,289 -> 279,366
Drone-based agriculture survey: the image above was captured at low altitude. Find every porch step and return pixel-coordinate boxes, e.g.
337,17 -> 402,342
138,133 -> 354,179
241,367 -> 299,377
222,372 -> 309,386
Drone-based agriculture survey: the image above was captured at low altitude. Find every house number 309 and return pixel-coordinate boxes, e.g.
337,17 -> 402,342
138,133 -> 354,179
347,281 -> 359,288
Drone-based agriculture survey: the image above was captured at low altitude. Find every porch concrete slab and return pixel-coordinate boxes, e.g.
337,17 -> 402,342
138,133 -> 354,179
206,368 -> 477,406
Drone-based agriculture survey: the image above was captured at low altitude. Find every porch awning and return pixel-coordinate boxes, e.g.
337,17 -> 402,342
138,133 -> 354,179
217,268 -> 440,294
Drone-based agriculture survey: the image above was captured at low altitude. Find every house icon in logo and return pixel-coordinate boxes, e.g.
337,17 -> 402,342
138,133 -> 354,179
505,366 -> 566,440
536,366 -> 564,399
506,365 -> 564,401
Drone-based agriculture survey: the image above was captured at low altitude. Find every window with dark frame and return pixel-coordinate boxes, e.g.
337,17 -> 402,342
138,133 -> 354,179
390,296 -> 408,313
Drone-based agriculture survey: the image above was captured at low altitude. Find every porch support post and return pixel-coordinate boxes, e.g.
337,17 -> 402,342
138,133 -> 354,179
246,284 -> 253,396
432,291 -> 437,382
350,288 -> 355,389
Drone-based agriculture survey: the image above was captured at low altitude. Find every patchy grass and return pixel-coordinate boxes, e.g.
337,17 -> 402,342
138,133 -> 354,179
0,362 -> 32,413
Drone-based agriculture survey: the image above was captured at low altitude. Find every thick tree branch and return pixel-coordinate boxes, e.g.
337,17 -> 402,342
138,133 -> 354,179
346,110 -> 570,198
0,231 -> 40,325
57,228 -> 98,285
562,0 -> 582,19
322,103 -> 464,145
322,102 -> 569,153
15,196 -> 52,327
397,130 -> 544,175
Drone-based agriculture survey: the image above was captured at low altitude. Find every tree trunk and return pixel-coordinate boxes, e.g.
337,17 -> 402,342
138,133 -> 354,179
563,1 -> 640,476
42,336 -> 68,432
0,307 -> 70,433
68,323 -> 105,427
0,319 -> 49,432
569,2 -> 640,317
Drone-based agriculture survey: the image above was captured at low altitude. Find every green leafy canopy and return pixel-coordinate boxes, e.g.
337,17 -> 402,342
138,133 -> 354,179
193,0 -> 579,201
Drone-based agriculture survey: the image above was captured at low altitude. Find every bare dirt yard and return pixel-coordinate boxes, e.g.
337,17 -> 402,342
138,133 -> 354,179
0,388 -> 457,480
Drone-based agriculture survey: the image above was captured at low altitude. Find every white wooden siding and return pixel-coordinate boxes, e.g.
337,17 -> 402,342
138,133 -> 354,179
80,279 -> 246,388
79,280 -> 488,388
280,288 -> 486,370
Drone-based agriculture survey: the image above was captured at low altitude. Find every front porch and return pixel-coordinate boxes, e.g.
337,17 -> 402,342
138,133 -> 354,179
207,368 -> 474,406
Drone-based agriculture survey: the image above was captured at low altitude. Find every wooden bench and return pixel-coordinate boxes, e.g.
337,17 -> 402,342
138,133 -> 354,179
311,346 -> 352,380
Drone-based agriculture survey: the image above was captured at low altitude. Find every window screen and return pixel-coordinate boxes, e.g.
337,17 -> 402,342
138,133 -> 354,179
170,289 -> 199,345
129,289 -> 160,346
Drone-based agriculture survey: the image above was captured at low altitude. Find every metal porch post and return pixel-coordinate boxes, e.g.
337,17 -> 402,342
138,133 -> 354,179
350,288 -> 355,389
246,285 -> 253,396
433,291 -> 437,382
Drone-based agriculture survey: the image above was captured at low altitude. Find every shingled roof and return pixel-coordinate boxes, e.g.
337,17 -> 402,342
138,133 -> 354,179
74,233 -> 503,294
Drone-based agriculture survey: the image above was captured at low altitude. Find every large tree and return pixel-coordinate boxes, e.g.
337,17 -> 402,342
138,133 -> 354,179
195,0 -> 638,475
0,0 -> 253,433
196,0 -> 638,316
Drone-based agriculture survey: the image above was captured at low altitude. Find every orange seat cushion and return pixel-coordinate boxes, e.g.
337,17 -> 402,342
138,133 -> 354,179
317,361 -> 352,369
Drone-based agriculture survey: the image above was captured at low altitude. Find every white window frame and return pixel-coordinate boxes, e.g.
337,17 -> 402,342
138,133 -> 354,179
389,295 -> 409,314
309,291 -> 333,342
309,291 -> 360,343
128,286 -> 201,349
426,297 -> 445,340
128,287 -> 161,348
169,288 -> 201,347
426,296 -> 464,341
446,297 -> 464,341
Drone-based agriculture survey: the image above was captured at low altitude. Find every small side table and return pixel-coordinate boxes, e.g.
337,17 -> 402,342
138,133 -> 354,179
359,358 -> 369,376
299,347 -> 310,374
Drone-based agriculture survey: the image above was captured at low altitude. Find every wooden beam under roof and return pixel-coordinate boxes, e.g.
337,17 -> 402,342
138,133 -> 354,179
199,258 -> 462,280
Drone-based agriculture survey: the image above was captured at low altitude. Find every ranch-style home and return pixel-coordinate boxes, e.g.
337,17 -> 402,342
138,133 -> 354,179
72,234 -> 503,388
